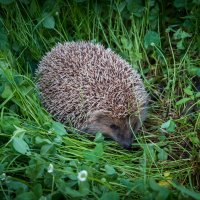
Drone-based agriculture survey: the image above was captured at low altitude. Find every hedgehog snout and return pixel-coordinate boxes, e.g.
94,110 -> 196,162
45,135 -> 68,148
113,130 -> 134,149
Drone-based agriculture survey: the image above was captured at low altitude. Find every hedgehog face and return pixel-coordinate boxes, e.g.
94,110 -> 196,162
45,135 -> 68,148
82,110 -> 141,149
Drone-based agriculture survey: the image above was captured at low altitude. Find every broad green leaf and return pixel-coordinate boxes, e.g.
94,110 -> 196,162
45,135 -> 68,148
177,40 -> 185,50
30,0 -> 38,17
83,143 -> 103,163
79,181 -> 90,196
40,144 -> 55,155
105,164 -> 116,175
187,66 -> 200,77
13,75 -> 24,85
0,84 -> 4,94
52,121 -> 67,136
126,0 -> 144,17
20,85 -> 33,96
159,134 -> 167,142
149,178 -> 160,191
193,0 -> 200,5
157,188 -> 169,200
83,150 -> 97,162
144,31 -> 160,49
190,136 -> 200,145
35,136 -> 51,144
173,0 -> 188,8
0,164 -> 5,174
15,192 -> 35,200
161,119 -> 176,133
0,116 -> 21,133
195,92 -> 200,98
186,132 -> 200,145
12,137 -> 31,156
148,5 -> 159,30
176,98 -> 191,106
172,182 -> 200,200
100,191 -> 119,200
5,179 -> 28,192
32,184 -> 43,199
117,1 -> 126,12
69,160 -> 79,167
42,15 -> 55,29
0,60 -> 9,70
119,178 -> 134,190
184,86 -> 193,96
26,158 -> 46,180
121,37 -> 132,50
0,0 -> 14,5
64,187 -> 84,197
173,29 -> 191,40
1,84 -> 13,98
94,143 -> 103,157
65,167 -> 76,180
0,172 -> 6,181
143,144 -> 157,162
39,197 -> 47,200
161,120 -> 171,129
13,126 -> 26,138
12,42 -> 21,52
54,136 -> 63,144
158,149 -> 168,161
55,179 -> 78,196
0,30 -> 9,50
94,132 -> 104,143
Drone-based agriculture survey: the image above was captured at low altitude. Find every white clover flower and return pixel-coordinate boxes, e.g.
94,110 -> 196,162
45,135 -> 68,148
47,163 -> 54,173
77,170 -> 88,182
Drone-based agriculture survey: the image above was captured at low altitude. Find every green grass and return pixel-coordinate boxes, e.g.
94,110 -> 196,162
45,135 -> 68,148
0,0 -> 200,199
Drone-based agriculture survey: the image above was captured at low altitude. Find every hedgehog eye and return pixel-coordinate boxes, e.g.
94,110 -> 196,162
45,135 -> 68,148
110,124 -> 120,130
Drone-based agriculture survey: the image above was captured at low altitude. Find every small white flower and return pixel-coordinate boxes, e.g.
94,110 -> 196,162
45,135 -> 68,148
55,12 -> 59,16
77,170 -> 88,182
47,163 -> 54,173
0,173 -> 6,181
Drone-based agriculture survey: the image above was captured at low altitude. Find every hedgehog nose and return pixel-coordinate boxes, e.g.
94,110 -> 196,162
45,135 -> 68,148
119,138 -> 133,149
122,142 -> 132,149
120,133 -> 133,149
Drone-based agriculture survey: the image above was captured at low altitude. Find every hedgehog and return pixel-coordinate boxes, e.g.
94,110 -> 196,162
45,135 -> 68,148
36,41 -> 148,149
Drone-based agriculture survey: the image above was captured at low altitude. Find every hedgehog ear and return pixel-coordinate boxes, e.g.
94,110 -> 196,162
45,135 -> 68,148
87,110 -> 111,120
129,106 -> 147,132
